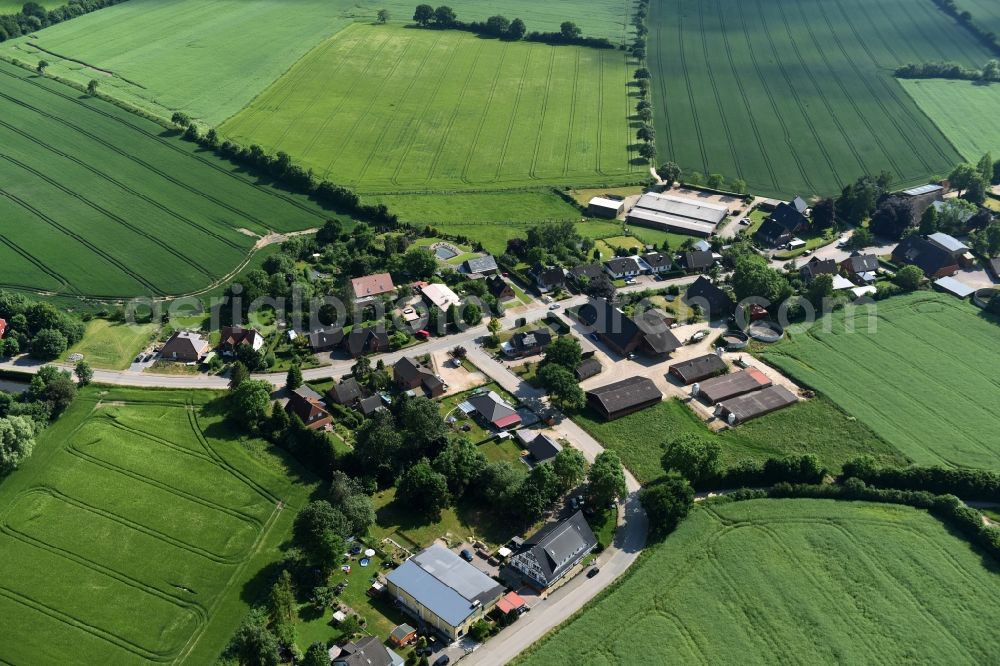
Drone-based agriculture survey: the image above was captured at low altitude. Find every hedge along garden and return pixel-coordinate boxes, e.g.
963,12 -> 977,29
0,60 -> 331,298
519,499 -> 1000,665
757,294 -> 1000,470
0,387 -> 313,665
646,0 -> 990,198
220,24 -> 641,192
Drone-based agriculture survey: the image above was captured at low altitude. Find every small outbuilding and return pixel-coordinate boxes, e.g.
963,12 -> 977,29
696,367 -> 772,404
716,385 -> 798,424
933,276 -> 975,299
588,196 -> 625,218
668,353 -> 728,385
586,376 -> 662,420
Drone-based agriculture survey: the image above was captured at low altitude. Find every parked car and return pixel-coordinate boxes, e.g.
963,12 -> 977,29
587,567 -> 600,578
459,549 -> 474,562
549,303 -> 560,310
688,329 -> 710,344
739,217 -> 751,225
434,656 -> 450,666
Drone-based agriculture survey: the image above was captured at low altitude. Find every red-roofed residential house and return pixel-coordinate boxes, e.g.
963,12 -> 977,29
351,273 -> 396,302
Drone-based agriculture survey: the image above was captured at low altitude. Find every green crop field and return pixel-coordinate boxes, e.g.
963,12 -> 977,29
900,78 -> 1000,161
961,0 -> 1000,35
0,387 -> 313,665
221,24 -> 640,192
522,498 -> 1000,665
757,293 -> 1000,470
0,60 -> 331,298
647,0 -> 992,198
574,395 -> 905,484
0,0 -> 358,125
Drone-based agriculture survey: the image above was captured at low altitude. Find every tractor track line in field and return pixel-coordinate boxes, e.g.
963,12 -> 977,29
187,406 -> 281,505
596,52 -> 607,173
698,0 -> 744,178
0,118 -> 246,251
21,486 -> 249,564
0,523 -> 208,621
0,186 -> 159,294
354,33 -> 446,185
0,584 -> 172,662
774,0 -> 868,179
0,235 -> 74,294
0,68 -> 328,224
0,87 -> 284,234
561,48 -> 582,178
390,35 -> 468,187
423,40 -> 499,184
675,8 -> 710,173
787,0 -> 875,176
715,0 -> 778,189
822,0 -> 931,174
458,42 -> 512,185
854,0 -> 964,167
65,443 -> 264,527
736,0 -> 816,193
0,154 -> 215,278
101,418 -> 215,464
300,33 -> 396,171
525,46 -> 556,181
753,0 -> 843,187
651,1 -> 674,160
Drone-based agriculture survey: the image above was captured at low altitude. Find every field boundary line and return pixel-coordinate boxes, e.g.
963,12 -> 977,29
651,0 -> 674,159
0,153 -> 214,278
0,67 -> 328,224
0,117 -> 246,251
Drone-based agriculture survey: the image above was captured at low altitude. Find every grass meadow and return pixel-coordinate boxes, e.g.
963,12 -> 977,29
0,387 -> 315,665
221,24 -> 640,192
757,294 -> 1000,470
0,0 -> 358,125
0,60 -> 330,298
900,78 -> 1000,161
647,0 -> 990,198
573,396 -> 905,484
64,319 -> 158,370
961,0 -> 1000,35
520,499 -> 1000,665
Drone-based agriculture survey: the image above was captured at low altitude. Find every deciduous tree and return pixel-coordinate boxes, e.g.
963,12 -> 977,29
397,459 -> 450,520
587,450 -> 626,506
661,434 -> 720,484
552,447 -> 586,492
74,360 -> 93,387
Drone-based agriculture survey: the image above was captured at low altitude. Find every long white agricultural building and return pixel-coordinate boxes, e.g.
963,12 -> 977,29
626,192 -> 729,237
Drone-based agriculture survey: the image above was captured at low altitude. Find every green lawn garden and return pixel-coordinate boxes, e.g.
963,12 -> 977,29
64,319 -> 157,369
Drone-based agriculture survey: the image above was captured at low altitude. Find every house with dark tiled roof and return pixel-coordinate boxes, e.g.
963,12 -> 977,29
344,326 -> 389,357
508,511 -> 597,589
356,395 -> 386,417
683,276 -> 735,321
327,376 -> 364,405
603,256 -> 642,280
331,637 -> 402,666
486,275 -> 515,301
839,254 -> 879,284
393,357 -> 444,397
285,386 -> 331,430
668,353 -> 728,385
160,331 -> 210,363
679,250 -> 714,273
308,327 -> 344,352
461,255 -> 499,276
461,391 -> 521,430
502,329 -> 553,359
799,257 -> 838,282
218,326 -> 264,356
641,252 -> 673,274
530,265 -> 566,293
568,263 -> 604,284
577,299 -> 679,359
516,429 -> 562,464
754,202 -> 808,247
986,257 -> 1000,281
891,235 -> 959,278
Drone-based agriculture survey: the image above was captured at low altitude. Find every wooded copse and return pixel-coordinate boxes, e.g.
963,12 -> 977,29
410,4 -> 615,48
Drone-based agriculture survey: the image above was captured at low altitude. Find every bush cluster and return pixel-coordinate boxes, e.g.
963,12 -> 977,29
895,59 -> 1000,81
842,458 -> 1000,503
929,0 -> 1000,56
410,5 -> 615,48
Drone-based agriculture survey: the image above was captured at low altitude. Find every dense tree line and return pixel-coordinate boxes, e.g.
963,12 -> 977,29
894,59 -> 1000,82
171,115 -> 397,230
410,5 -> 614,48
0,0 -> 128,43
0,365 -> 79,475
0,290 -> 84,361
842,458 -> 1000,503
